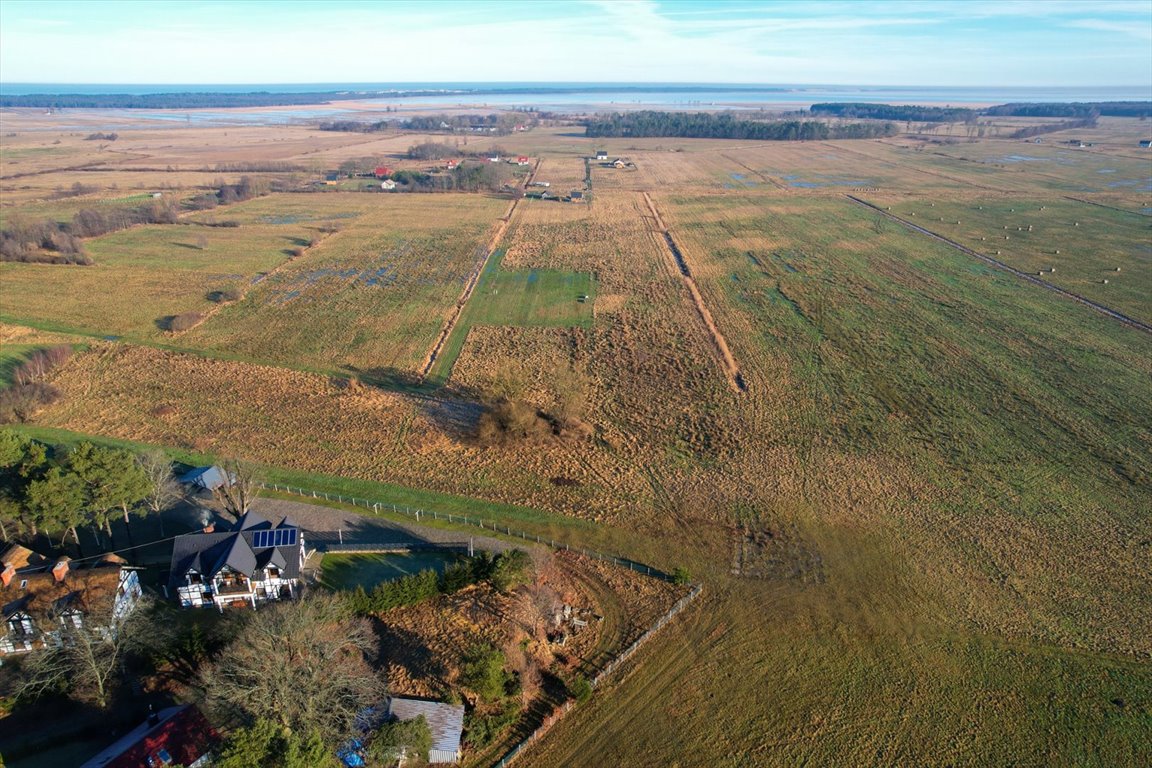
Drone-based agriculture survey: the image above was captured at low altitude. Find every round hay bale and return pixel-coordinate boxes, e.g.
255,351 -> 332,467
1102,279 -> 1109,284
1115,267 -> 1122,272
1054,249 -> 1059,254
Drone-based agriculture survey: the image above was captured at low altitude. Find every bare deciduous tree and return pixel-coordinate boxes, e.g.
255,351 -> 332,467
200,593 -> 385,744
17,589 -> 153,709
210,458 -> 258,520
138,449 -> 182,536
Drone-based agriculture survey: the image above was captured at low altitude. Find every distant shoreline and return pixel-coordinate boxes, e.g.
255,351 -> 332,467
2,82 -> 1148,110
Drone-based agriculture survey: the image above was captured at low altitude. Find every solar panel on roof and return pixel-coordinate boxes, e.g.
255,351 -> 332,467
251,528 -> 296,549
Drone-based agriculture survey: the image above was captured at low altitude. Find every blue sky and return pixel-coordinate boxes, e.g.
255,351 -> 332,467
1,0 -> 1149,86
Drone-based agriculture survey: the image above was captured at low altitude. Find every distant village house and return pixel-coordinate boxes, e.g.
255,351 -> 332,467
1,545 -> 141,656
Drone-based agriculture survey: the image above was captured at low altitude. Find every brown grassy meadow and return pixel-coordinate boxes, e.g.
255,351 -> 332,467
2,110 -> 1150,765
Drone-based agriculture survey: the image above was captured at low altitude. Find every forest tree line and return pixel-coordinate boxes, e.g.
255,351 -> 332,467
809,103 -> 977,122
583,111 -> 898,140
319,113 -> 526,135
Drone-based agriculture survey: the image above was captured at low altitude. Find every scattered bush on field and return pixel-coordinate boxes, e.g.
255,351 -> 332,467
464,697 -> 521,748
209,287 -> 244,303
12,346 -> 72,386
166,311 -> 205,332
85,132 -> 118,141
671,567 -> 692,585
50,182 -> 99,199
1,345 -> 73,422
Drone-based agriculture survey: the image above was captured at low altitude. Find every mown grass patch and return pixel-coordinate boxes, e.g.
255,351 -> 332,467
319,552 -> 463,591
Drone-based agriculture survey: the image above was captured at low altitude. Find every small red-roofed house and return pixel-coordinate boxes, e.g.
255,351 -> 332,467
79,705 -> 219,768
374,166 -> 394,178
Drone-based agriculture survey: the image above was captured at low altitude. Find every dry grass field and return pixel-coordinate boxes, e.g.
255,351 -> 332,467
2,110 -> 1150,765
182,193 -> 507,373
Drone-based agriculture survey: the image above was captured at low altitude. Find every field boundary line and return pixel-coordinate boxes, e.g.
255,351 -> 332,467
642,192 -> 747,392
491,583 -> 704,768
847,195 -> 1152,335
1062,195 -> 1152,218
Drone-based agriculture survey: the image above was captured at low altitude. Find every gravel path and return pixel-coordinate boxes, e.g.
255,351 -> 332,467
244,496 -> 517,554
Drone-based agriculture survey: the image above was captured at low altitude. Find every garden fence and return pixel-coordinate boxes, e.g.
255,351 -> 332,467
254,480 -> 677,582
491,584 -> 703,768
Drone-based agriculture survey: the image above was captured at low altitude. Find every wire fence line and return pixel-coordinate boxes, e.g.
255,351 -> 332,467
491,584 -> 704,768
254,480 -> 679,582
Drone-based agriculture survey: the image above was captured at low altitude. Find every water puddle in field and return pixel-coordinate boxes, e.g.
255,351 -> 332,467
257,212 -> 360,225
787,175 -> 873,188
1106,178 -> 1152,191
729,172 -> 759,186
1097,168 -> 1117,174
1000,154 -> 1050,163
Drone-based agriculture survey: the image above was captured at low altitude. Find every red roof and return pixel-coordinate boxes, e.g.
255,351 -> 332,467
82,706 -> 219,768
517,156 -> 529,162
374,166 -> 393,177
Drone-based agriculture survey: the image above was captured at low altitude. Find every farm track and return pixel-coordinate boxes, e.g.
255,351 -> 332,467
419,161 -> 542,378
642,192 -> 747,393
848,194 -> 1152,334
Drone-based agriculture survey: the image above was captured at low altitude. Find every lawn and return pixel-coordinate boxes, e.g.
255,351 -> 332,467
318,552 -> 463,591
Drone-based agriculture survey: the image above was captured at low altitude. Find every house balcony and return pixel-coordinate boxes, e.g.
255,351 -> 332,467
215,581 -> 253,596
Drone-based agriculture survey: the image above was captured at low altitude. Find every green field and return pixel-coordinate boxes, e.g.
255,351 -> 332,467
426,248 -> 596,385
872,196 -> 1152,320
469,268 -> 595,327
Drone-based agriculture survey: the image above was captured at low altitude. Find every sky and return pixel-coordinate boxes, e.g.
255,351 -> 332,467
1,0 -> 1150,87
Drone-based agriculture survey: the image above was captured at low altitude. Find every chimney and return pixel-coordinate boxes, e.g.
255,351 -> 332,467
1,564 -> 13,588
52,557 -> 71,583
203,523 -> 215,534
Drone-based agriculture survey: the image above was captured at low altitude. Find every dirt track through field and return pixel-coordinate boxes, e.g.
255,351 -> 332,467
419,161 -> 541,377
848,195 -> 1152,334
642,192 -> 747,393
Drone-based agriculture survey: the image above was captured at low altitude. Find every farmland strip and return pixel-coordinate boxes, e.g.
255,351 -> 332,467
420,161 -> 543,380
847,195 -> 1152,334
642,192 -> 747,393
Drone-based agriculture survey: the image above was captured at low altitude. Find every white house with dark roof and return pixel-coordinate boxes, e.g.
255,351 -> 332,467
168,511 -> 304,610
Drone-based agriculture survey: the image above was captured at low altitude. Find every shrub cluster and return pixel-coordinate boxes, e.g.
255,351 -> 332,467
167,311 -> 205,332
85,132 -> 119,141
0,345 -> 71,424
0,383 -> 62,424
